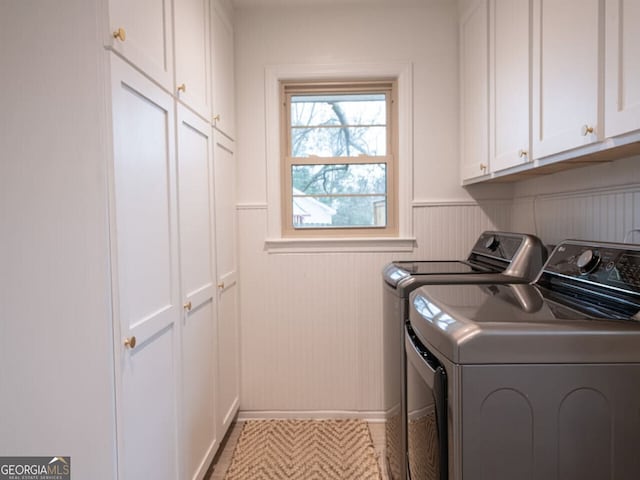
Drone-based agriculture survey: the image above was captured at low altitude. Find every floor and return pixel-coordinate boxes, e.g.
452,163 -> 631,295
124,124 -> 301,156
205,421 -> 390,480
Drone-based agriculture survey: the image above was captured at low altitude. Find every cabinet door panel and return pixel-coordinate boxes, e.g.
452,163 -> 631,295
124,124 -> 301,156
110,55 -> 179,480
532,0 -> 601,158
490,0 -> 531,172
213,134 -> 236,278
177,106 -> 218,479
175,0 -> 211,118
605,0 -> 640,137
213,132 -> 239,436
217,280 -> 239,434
108,0 -> 173,90
460,0 -> 489,181
211,1 -> 235,139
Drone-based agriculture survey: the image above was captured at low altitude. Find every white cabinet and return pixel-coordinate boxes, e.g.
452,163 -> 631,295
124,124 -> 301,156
177,106 -> 218,480
211,0 -> 236,139
174,0 -> 212,118
489,0 -> 531,172
213,132 -> 240,436
532,0 -> 601,158
460,0 -> 489,182
110,54 -> 180,480
107,0 -> 174,91
605,0 -> 640,138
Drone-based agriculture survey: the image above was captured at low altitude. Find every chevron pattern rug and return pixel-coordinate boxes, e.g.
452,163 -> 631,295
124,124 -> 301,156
223,419 -> 383,480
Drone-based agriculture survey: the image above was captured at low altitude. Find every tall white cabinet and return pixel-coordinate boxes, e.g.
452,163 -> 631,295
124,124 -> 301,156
1,1 -> 238,479
110,55 -> 182,480
211,0 -> 240,440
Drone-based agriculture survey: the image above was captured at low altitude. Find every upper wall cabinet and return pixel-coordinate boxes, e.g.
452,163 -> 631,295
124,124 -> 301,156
107,0 -> 174,91
211,0 -> 236,139
531,0 -> 601,158
604,0 -> 640,138
460,0 -> 489,182
489,0 -> 531,173
174,0 -> 212,118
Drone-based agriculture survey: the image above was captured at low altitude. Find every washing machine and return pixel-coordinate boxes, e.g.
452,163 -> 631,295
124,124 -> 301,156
382,231 -> 547,480
406,239 -> 640,480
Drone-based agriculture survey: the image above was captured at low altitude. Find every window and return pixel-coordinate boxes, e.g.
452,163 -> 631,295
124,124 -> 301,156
281,81 -> 397,237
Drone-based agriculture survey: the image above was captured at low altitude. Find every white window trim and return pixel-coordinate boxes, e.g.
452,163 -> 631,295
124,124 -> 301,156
264,62 -> 414,252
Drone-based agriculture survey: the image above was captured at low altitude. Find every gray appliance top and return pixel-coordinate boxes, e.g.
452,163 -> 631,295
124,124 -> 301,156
383,231 -> 547,291
409,240 -> 640,365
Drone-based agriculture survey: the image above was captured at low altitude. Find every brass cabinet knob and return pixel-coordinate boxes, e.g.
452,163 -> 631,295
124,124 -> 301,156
518,149 -> 528,158
217,282 -> 225,289
113,27 -> 127,42
183,301 -> 192,311
212,114 -> 221,123
177,84 -> 186,93
480,163 -> 488,172
581,124 -> 594,136
124,336 -> 136,349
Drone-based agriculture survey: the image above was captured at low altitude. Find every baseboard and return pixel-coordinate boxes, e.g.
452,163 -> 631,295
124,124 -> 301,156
237,410 -> 387,422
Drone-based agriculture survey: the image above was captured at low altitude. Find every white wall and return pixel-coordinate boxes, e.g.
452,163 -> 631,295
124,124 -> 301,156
234,1 -> 512,416
510,155 -> 640,245
0,2 -> 117,477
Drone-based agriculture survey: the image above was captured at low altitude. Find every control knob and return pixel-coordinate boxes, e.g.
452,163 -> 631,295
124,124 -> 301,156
484,235 -> 500,251
576,249 -> 600,274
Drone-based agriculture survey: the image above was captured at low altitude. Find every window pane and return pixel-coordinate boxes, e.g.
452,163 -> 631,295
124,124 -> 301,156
291,126 -> 386,157
292,195 -> 387,228
290,93 -> 387,157
291,162 -> 387,228
292,163 -> 386,195
290,94 -> 386,126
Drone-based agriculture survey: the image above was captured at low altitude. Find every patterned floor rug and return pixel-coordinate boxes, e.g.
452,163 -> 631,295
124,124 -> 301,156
223,419 -> 383,480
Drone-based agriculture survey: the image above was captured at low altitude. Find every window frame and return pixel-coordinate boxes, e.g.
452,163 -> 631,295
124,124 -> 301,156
280,80 -> 399,237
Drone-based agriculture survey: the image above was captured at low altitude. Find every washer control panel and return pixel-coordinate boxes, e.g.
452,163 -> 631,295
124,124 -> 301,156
543,241 -> 640,293
471,232 -> 526,260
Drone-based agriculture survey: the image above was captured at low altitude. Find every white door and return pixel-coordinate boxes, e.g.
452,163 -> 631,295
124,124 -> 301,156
532,0 -> 601,158
177,105 -> 218,480
460,0 -> 489,181
174,0 -> 211,118
211,0 -> 236,139
489,0 -> 531,172
110,54 -> 180,480
107,0 -> 174,90
213,132 -> 239,436
605,0 -> 640,137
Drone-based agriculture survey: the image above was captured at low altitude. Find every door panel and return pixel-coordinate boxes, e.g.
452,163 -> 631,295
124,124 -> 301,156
532,0 -> 601,157
108,0 -> 173,90
110,54 -> 179,480
177,106 -> 218,479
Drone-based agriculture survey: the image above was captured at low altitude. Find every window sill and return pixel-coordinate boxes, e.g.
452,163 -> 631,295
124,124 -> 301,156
264,236 -> 416,254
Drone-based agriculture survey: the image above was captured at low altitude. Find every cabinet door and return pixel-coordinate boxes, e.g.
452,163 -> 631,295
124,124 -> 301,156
213,132 -> 239,436
489,0 -> 531,172
211,0 -> 236,139
110,55 -> 179,480
532,0 -> 601,158
174,0 -> 211,118
177,106 -> 218,480
605,0 -> 640,137
460,0 -> 490,182
108,0 -> 174,91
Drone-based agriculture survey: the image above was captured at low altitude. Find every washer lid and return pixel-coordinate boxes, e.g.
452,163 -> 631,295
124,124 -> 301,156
409,283 -> 640,365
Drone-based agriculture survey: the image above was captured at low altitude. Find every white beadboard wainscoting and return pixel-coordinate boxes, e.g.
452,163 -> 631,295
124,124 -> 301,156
512,186 -> 640,246
510,157 -> 640,245
236,202 -> 511,419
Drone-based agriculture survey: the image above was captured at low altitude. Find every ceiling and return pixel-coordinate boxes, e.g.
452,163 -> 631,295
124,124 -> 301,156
231,0 -> 444,8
